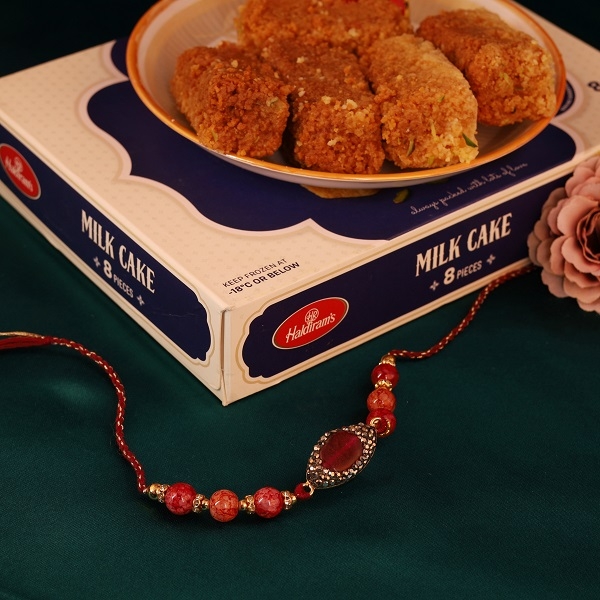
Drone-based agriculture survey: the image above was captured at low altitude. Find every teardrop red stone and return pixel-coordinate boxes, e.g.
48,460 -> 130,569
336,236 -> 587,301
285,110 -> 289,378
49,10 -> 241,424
320,430 -> 363,472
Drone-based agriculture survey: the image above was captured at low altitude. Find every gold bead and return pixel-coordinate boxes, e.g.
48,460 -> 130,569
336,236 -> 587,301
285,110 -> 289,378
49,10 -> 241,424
374,379 -> 393,390
281,491 -> 297,510
193,494 -> 208,513
148,483 -> 168,502
157,484 -> 169,503
147,483 -> 161,500
380,354 -> 396,366
240,495 -> 256,514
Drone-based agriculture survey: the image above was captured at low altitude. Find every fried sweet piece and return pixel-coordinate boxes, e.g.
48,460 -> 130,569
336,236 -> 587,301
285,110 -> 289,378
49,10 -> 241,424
362,34 -> 479,169
417,9 -> 557,126
237,0 -> 412,57
262,41 -> 385,174
170,42 -> 292,157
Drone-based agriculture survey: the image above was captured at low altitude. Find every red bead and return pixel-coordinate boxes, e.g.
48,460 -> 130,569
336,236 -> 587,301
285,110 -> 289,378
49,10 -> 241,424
254,487 -> 284,519
367,387 -> 396,412
371,363 -> 399,388
320,430 -> 363,472
294,483 -> 313,501
367,409 -> 397,438
164,482 -> 196,515
209,489 -> 239,522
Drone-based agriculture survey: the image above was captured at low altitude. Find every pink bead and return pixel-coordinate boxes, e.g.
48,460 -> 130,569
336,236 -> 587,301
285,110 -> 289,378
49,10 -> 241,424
367,409 -> 397,438
370,363 -> 399,388
164,482 -> 196,515
209,489 -> 239,522
367,387 -> 396,412
254,487 -> 284,519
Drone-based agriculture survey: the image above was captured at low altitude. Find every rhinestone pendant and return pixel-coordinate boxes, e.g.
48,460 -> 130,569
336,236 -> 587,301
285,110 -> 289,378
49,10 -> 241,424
306,424 -> 377,490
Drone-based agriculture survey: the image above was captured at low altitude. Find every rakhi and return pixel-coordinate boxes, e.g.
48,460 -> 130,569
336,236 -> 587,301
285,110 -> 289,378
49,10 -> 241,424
0,264 -> 533,523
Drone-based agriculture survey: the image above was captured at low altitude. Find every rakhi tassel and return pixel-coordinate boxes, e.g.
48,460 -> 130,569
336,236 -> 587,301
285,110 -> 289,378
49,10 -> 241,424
0,332 -> 53,351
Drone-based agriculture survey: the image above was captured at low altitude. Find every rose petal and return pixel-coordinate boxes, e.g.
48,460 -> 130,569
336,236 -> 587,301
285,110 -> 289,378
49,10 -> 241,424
563,261 -> 600,289
565,156 -> 600,195
541,269 -> 568,298
542,187 -> 566,224
536,237 -> 556,271
548,237 -> 566,275
533,218 -> 551,241
580,155 -> 600,172
561,236 -> 598,274
544,187 -> 567,210
574,157 -> 598,173
566,170 -> 596,195
527,231 -> 542,264
563,277 -> 600,304
547,196 -> 569,235
555,195 -> 598,236
572,179 -> 600,200
577,296 -> 600,314
577,208 -> 600,264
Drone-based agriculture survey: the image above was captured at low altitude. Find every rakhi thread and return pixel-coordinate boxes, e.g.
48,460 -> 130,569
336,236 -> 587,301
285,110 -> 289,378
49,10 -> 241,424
0,331 -> 146,493
0,264 -> 534,522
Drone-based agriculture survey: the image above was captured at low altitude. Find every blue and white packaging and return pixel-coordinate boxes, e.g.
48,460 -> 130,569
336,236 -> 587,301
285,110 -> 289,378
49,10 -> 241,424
1,12 -> 599,403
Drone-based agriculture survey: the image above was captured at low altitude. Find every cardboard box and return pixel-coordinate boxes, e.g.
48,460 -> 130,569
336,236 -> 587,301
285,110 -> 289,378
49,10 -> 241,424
1,12 -> 599,404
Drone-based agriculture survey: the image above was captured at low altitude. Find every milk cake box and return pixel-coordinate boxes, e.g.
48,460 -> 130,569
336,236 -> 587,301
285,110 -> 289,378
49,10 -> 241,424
0,9 -> 599,404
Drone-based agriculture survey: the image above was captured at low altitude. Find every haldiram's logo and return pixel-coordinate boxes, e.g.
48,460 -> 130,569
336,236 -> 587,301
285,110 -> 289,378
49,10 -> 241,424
0,144 -> 41,200
273,298 -> 349,349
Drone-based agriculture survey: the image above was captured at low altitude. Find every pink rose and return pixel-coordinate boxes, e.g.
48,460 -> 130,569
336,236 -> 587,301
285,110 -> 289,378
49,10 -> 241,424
527,156 -> 600,313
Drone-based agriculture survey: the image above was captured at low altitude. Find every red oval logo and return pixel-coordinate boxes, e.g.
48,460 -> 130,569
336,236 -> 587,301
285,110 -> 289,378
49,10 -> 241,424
273,297 -> 348,349
0,144 -> 41,199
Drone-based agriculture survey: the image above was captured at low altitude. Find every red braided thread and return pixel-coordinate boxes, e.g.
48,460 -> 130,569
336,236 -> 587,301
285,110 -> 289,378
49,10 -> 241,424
0,264 -> 534,497
0,332 -> 147,493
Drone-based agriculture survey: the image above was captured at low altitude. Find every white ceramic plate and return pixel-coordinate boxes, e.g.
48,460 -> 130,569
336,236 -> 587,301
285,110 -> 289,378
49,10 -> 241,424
126,0 -> 566,189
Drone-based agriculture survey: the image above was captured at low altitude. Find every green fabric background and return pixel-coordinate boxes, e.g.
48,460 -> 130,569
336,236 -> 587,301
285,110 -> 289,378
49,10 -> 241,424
1,2 -> 599,599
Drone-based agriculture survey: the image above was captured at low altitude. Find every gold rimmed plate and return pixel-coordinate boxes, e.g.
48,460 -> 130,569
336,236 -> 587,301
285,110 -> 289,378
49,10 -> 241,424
126,0 -> 566,189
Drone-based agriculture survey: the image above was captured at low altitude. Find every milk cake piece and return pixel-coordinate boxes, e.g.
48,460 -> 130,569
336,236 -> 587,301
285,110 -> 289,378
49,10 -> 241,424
238,0 -> 412,57
263,40 -> 385,174
417,9 -> 557,126
363,34 -> 479,169
171,42 -> 292,157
